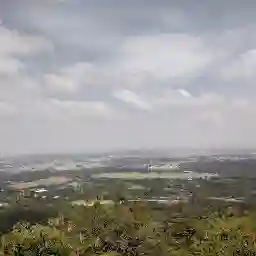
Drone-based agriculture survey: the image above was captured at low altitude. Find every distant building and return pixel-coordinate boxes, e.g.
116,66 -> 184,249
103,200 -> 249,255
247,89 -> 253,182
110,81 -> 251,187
71,200 -> 94,207
148,163 -> 180,172
33,188 -> 48,194
71,199 -> 114,207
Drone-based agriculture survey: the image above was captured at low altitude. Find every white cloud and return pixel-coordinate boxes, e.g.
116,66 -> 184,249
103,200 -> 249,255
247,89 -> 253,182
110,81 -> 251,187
49,99 -> 112,118
42,33 -> 218,94
230,98 -> 250,109
22,98 -> 112,120
0,24 -> 53,57
113,89 -> 152,111
197,111 -> 223,126
117,34 -> 214,80
0,23 -> 52,75
1,8 -> 256,154
177,89 -> 191,98
154,90 -> 224,108
220,49 -> 256,80
44,62 -> 108,94
0,102 -> 16,116
0,57 -> 23,74
44,73 -> 78,94
113,88 -> 226,114
48,33 -> 217,92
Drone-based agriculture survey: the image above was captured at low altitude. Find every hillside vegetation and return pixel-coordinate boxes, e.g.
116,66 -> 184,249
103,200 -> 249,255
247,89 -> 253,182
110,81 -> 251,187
0,198 -> 256,255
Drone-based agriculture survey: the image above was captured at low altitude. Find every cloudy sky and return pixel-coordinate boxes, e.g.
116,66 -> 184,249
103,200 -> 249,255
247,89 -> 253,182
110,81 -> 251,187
0,0 -> 256,154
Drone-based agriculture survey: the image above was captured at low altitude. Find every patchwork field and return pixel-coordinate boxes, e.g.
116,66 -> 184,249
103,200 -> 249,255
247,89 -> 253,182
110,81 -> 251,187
8,176 -> 72,189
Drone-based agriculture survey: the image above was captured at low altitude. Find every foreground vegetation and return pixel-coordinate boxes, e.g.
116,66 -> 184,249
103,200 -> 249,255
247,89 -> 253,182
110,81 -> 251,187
0,162 -> 256,255
0,196 -> 256,256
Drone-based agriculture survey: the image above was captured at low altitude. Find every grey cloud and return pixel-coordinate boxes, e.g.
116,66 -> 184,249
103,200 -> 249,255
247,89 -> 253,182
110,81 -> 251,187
0,0 -> 256,154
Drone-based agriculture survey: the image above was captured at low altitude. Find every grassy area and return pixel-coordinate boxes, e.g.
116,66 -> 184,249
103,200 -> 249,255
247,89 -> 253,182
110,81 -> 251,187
8,176 -> 72,189
91,171 -> 216,180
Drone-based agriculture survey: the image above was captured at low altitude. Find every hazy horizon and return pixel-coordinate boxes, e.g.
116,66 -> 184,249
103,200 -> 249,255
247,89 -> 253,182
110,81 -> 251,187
0,1 -> 256,155
4,147 -> 256,158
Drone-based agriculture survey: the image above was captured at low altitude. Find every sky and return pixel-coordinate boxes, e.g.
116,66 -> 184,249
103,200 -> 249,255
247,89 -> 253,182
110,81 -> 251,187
0,0 -> 256,155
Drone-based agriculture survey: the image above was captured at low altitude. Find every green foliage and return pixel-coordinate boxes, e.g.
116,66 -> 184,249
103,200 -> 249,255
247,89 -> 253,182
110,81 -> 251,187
0,201 -> 256,255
